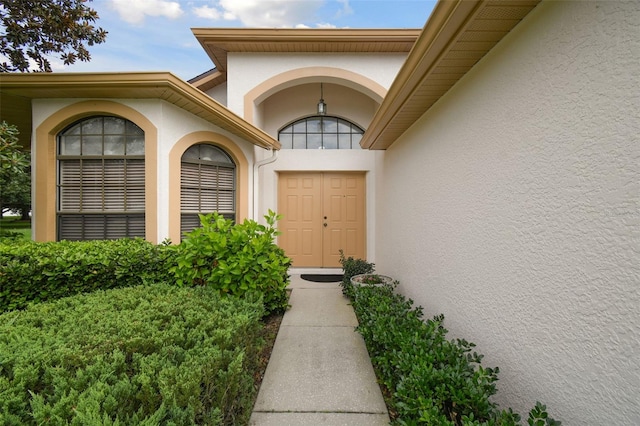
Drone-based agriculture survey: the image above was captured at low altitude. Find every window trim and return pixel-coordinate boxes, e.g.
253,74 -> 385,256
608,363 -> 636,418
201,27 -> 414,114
168,131 -> 249,244
34,101 -> 158,243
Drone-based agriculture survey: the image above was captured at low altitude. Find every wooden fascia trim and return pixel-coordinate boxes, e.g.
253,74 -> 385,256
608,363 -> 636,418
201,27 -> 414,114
361,0 -> 482,150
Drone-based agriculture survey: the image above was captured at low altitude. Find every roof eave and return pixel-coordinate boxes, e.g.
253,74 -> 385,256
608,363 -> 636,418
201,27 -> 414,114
0,72 -> 280,150
361,0 -> 541,150
191,27 -> 422,72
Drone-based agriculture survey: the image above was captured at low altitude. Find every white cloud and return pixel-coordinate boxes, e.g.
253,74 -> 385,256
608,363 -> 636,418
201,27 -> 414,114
315,22 -> 337,29
193,5 -> 222,20
193,0 -> 324,28
110,0 -> 184,25
335,0 -> 353,18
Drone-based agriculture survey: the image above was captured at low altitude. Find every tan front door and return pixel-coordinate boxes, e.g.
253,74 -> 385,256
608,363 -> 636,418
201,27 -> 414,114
278,172 -> 365,268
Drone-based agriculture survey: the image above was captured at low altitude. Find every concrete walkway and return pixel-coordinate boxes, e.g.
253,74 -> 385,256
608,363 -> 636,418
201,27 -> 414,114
250,274 -> 390,426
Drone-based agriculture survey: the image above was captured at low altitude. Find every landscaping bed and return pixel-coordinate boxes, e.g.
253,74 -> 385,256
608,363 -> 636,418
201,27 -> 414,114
0,212 -> 290,425
339,254 -> 561,426
0,283 -> 276,425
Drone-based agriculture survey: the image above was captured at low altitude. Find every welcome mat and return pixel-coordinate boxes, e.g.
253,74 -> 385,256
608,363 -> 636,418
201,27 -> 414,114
300,274 -> 344,283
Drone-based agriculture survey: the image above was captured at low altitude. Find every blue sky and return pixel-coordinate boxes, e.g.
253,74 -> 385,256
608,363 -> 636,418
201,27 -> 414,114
60,0 -> 437,80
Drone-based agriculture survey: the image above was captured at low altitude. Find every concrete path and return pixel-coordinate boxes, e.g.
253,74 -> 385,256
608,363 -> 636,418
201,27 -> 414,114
250,274 -> 390,426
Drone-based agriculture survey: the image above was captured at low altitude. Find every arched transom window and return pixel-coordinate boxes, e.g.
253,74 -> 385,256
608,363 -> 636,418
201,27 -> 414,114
278,116 -> 364,149
57,116 -> 145,241
180,144 -> 236,235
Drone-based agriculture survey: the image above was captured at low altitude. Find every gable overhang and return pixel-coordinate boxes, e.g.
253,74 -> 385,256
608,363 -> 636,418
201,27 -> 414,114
188,68 -> 226,93
0,71 -> 280,150
190,28 -> 421,91
361,0 -> 541,150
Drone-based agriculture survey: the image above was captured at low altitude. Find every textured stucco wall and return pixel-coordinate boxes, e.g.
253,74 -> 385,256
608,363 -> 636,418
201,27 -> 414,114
204,82 -> 227,107
261,82 -> 377,138
375,1 -> 640,424
226,52 -> 406,116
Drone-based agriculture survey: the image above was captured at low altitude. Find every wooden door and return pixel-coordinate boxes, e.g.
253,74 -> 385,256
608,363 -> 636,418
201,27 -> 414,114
278,172 -> 365,268
322,173 -> 366,267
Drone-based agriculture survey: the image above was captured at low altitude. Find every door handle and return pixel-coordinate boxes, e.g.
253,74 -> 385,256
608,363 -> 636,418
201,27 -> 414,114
323,223 -> 328,227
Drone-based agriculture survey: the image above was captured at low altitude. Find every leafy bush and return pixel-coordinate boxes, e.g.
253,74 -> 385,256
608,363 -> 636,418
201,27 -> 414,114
0,230 -> 24,241
0,238 -> 176,313
172,211 -> 290,315
348,280 -> 560,425
0,283 -> 264,425
338,249 -> 375,296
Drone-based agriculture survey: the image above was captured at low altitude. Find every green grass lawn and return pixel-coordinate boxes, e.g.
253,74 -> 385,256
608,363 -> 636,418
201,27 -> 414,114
0,216 -> 31,239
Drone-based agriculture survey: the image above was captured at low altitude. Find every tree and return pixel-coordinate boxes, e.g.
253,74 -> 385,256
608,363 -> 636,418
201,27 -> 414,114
0,0 -> 107,72
0,121 -> 30,218
0,163 -> 30,219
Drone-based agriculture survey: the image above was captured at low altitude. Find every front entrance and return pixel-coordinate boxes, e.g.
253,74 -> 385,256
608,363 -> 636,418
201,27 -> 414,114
277,172 -> 366,268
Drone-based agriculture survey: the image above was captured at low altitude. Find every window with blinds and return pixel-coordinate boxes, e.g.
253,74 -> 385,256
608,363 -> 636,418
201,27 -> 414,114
57,116 -> 145,241
181,144 -> 236,236
278,115 -> 364,149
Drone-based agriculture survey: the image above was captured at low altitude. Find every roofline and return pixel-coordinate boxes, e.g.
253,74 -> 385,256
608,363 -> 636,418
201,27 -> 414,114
191,27 -> 423,42
192,27 -> 422,73
0,71 -> 280,150
360,0 -> 540,150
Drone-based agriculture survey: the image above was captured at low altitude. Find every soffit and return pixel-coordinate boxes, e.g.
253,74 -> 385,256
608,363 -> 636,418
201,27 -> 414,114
188,68 -> 226,92
361,0 -> 541,150
192,28 -> 422,74
0,72 -> 280,150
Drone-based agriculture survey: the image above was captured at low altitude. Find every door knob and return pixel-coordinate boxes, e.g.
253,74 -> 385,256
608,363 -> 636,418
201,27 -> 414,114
323,223 -> 328,227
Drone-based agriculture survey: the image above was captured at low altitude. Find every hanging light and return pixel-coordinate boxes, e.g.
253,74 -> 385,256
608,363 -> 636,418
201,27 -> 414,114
317,83 -> 327,115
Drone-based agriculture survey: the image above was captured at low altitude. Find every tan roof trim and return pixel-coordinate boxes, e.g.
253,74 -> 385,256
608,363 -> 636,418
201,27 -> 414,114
0,72 -> 280,150
188,68 -> 227,92
192,28 -> 422,74
361,0 -> 541,150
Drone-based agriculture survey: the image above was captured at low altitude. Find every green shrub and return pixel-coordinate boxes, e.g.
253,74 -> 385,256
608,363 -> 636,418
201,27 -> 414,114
338,249 -> 375,296
348,279 -> 561,425
0,283 -> 264,425
0,230 -> 24,241
0,238 -> 176,313
172,211 -> 290,315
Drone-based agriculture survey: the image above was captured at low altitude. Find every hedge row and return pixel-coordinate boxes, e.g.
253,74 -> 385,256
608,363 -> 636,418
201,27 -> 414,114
351,282 -> 561,425
1,212 -> 290,316
0,238 -> 175,313
0,283 -> 264,425
343,261 -> 561,426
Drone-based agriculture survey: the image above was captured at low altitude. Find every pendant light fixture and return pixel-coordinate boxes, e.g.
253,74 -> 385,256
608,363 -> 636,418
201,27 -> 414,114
317,83 -> 327,115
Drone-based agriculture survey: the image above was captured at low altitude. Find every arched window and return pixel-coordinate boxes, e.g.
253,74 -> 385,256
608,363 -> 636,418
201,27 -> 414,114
57,116 -> 145,240
278,116 -> 364,149
180,144 -> 236,235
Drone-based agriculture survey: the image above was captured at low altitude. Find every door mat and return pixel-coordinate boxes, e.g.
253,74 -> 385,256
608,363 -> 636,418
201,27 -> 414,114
300,274 -> 344,283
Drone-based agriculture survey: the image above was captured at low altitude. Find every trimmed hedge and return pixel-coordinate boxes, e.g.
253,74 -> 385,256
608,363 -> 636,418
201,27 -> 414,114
349,280 -> 560,425
0,283 -> 264,425
0,238 -> 175,313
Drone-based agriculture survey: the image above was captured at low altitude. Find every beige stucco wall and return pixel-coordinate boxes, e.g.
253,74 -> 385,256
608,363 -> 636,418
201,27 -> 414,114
375,1 -> 639,424
204,82 -> 227,106
260,82 -> 377,137
226,53 -> 405,117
